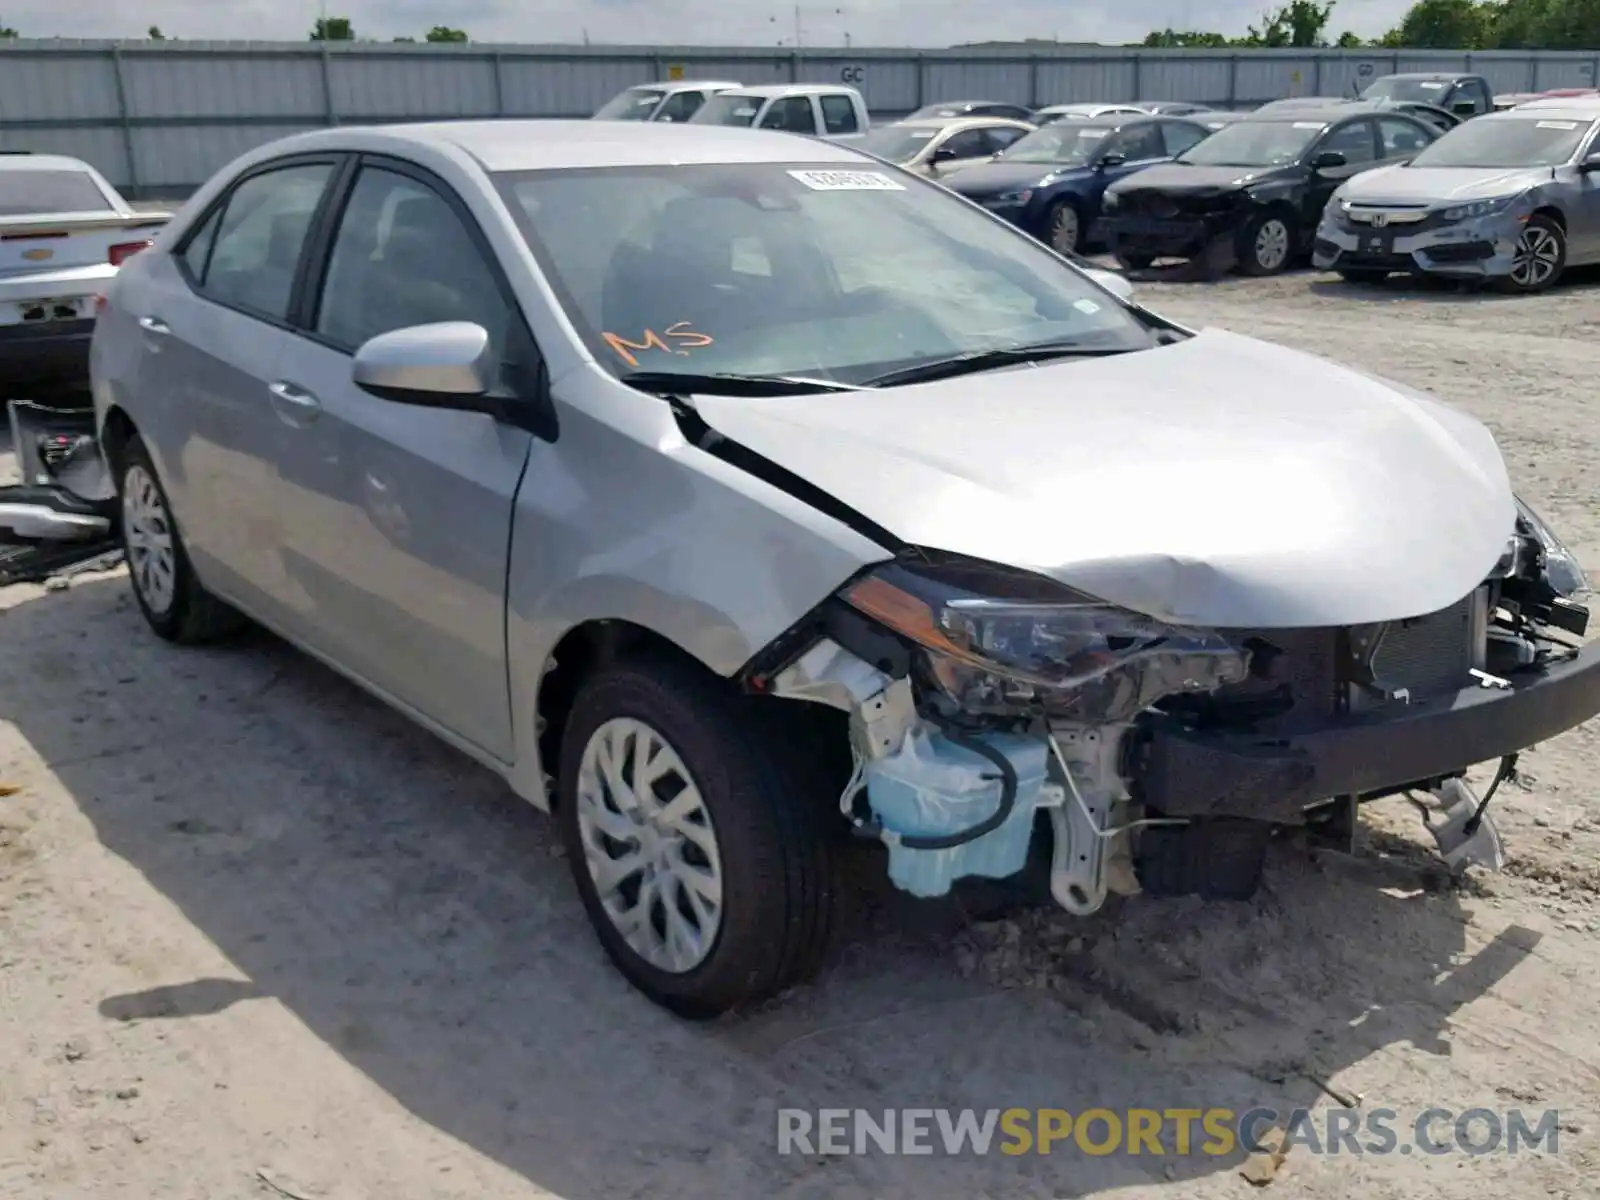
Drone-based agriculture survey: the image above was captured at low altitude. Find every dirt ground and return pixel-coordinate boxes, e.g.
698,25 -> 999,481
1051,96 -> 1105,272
4,266 -> 1600,1200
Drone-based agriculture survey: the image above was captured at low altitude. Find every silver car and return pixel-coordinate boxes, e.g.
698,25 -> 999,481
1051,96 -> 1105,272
1313,100 -> 1600,291
91,120 -> 1600,1017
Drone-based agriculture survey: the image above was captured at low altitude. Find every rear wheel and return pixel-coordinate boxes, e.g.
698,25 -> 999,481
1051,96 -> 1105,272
557,654 -> 836,1018
1237,211 -> 1295,276
1501,215 -> 1565,294
116,435 -> 246,644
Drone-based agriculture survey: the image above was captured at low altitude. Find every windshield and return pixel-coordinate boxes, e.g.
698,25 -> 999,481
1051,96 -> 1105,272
857,126 -> 940,163
0,169 -> 111,215
496,163 -> 1154,387
1176,119 -> 1322,166
1407,116 -> 1594,168
690,93 -> 762,127
1363,76 -> 1452,104
594,88 -> 666,121
998,123 -> 1113,165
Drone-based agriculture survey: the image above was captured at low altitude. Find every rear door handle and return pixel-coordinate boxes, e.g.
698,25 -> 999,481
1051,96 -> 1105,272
267,380 -> 323,424
138,315 -> 170,334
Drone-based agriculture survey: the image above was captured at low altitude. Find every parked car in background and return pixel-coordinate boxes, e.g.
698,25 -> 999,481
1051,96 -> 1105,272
1255,97 -> 1346,111
904,99 -> 1037,123
1257,97 -> 1460,135
689,84 -> 869,139
1314,98 -> 1600,293
1195,110 -> 1250,131
91,119 -> 1600,1020
0,152 -> 168,391
942,114 -> 1213,253
855,117 -> 1035,178
592,80 -> 741,123
1493,92 -> 1543,111
1034,102 -> 1150,123
1134,101 -> 1213,116
1100,105 -> 1440,273
1359,72 -> 1495,118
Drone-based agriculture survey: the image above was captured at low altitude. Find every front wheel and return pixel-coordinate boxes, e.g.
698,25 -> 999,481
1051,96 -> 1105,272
1237,211 -> 1295,276
557,655 -> 836,1018
1046,200 -> 1082,255
1501,215 -> 1566,294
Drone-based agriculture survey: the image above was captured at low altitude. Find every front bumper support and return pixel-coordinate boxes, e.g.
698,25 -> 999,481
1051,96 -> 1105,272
1133,644 -> 1600,824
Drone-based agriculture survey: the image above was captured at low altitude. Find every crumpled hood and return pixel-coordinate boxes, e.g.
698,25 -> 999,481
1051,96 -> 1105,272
944,161 -> 1079,195
690,329 -> 1515,629
1340,162 -> 1550,203
1108,162 -> 1278,196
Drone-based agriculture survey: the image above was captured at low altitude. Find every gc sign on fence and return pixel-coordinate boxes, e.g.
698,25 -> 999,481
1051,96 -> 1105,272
840,65 -> 865,85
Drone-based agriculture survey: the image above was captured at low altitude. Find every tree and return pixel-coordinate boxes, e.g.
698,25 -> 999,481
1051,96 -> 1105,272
147,24 -> 165,38
1240,0 -> 1338,46
0,21 -> 16,37
425,25 -> 468,42
1385,0 -> 1490,45
1142,28 -> 1230,46
1335,28 -> 1364,43
309,16 -> 354,40
393,35 -> 416,41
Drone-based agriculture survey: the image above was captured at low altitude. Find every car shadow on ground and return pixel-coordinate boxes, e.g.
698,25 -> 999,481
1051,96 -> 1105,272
0,576 -> 1543,1199
1304,262 -> 1600,304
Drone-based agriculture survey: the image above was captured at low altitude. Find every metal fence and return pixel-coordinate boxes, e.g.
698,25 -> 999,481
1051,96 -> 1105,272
2,40 -> 1598,197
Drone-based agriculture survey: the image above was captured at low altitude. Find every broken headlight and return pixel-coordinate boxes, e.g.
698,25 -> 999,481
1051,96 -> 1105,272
840,560 -> 1251,722
1515,496 -> 1588,598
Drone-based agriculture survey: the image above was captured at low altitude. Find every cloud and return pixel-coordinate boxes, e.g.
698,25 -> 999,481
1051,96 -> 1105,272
8,0 -> 1410,46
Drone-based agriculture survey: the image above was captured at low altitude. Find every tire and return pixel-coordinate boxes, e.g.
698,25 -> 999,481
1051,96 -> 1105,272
1336,267 -> 1390,285
1114,251 -> 1155,271
1237,210 -> 1295,276
556,653 -> 836,1019
116,434 -> 246,644
1045,199 -> 1082,255
1500,214 -> 1566,294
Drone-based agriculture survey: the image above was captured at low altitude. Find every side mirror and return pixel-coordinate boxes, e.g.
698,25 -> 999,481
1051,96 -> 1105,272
931,144 -> 958,163
352,322 -> 500,412
1451,98 -> 1478,116
1096,151 -> 1127,170
1310,150 -> 1347,171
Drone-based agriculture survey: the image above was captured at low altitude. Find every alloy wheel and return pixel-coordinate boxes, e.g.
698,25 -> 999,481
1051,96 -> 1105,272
1510,225 -> 1560,290
575,717 -> 724,975
1253,218 -> 1291,273
1050,204 -> 1080,254
122,463 -> 177,616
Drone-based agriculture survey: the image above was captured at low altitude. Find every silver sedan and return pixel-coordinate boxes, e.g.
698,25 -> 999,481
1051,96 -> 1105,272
92,119 -> 1600,1017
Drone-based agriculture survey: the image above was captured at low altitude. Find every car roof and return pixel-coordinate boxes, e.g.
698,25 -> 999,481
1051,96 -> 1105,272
723,83 -> 859,98
0,152 -> 97,172
1239,105 -> 1414,124
1377,72 -> 1466,82
887,116 -> 1032,131
916,99 -> 1010,108
265,119 -> 876,172
1514,96 -> 1600,115
635,79 -> 740,91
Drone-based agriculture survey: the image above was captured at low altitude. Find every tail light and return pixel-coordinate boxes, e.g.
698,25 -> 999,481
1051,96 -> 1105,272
94,294 -> 108,314
109,240 -> 152,267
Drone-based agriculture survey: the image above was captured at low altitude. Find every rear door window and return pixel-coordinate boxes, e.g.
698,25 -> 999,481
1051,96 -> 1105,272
1159,120 -> 1209,157
196,162 -> 333,322
761,96 -> 817,133
984,126 -> 1028,152
1378,117 -> 1432,157
1319,119 -> 1378,165
656,90 -> 705,122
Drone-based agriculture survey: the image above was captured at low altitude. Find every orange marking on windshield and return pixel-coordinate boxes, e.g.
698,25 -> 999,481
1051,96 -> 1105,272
602,321 -> 714,367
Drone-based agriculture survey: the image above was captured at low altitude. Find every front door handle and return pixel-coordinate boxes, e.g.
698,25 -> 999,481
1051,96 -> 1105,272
267,380 -> 323,424
138,315 -> 170,334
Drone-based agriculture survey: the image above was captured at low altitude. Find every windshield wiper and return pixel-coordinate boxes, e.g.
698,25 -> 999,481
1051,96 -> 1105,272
620,370 -> 866,396
861,341 -> 1139,388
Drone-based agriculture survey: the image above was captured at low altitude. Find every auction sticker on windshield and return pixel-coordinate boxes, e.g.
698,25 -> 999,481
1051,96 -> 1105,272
788,169 -> 906,190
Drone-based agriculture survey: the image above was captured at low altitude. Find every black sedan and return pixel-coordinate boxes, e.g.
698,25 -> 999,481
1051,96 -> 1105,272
1098,106 -> 1441,275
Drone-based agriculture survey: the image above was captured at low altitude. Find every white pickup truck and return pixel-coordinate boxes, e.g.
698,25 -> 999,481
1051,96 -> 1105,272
688,84 -> 870,140
0,152 -> 169,392
591,80 -> 742,123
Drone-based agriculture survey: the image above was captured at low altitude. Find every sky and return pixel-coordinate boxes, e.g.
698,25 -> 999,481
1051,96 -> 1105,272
5,0 -> 1415,48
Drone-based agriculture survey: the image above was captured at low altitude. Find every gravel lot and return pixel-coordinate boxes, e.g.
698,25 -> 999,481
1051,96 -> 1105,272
4,267 -> 1600,1200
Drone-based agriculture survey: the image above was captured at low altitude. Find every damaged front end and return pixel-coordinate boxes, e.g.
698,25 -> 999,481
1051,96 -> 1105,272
743,503 -> 1600,912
